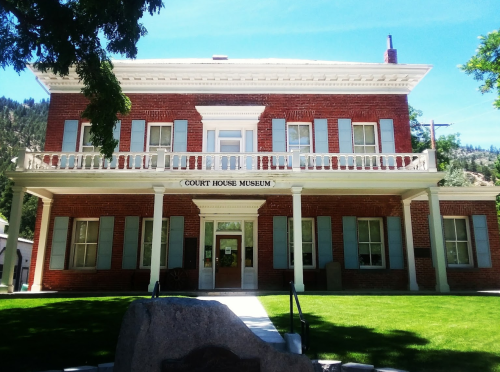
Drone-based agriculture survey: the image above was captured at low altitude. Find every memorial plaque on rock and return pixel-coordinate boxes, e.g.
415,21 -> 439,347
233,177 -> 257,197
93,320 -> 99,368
162,345 -> 260,372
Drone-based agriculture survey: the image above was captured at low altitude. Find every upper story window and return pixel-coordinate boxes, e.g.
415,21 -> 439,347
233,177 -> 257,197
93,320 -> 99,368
358,217 -> 385,268
353,122 -> 378,166
80,123 -> 101,168
287,122 -> 312,166
147,123 -> 172,168
70,219 -> 99,269
443,217 -> 472,267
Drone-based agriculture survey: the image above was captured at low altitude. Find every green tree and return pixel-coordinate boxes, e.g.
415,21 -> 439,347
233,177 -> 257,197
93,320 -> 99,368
442,163 -> 471,187
0,0 -> 163,158
461,29 -> 500,108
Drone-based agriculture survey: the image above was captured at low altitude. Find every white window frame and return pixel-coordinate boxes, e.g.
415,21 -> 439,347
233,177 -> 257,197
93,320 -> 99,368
357,217 -> 385,269
146,122 -> 173,153
140,218 -> 169,269
443,216 -> 473,268
286,122 -> 313,153
202,123 -> 258,153
352,122 -> 379,167
288,217 -> 316,269
69,218 -> 100,270
79,123 -> 101,168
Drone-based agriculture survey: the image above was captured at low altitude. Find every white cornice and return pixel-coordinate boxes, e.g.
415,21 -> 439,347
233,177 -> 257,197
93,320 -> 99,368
195,106 -> 266,120
29,59 -> 432,95
193,199 -> 266,216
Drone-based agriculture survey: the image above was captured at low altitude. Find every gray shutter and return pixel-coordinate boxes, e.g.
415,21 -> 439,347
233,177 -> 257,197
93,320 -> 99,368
472,215 -> 492,268
380,119 -> 395,166
272,119 -> 286,166
49,217 -> 69,270
387,216 -> 404,269
273,216 -> 288,269
317,216 -> 333,269
173,120 -> 188,168
429,215 -> 446,267
129,120 -> 145,168
338,119 -> 353,166
122,216 -> 140,269
168,216 -> 184,269
108,121 -> 121,169
60,120 -> 78,169
342,216 -> 358,269
314,119 -> 329,166
96,216 -> 114,270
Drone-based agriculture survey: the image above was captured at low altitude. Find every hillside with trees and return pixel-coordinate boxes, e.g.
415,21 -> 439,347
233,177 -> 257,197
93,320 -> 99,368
0,97 -> 49,239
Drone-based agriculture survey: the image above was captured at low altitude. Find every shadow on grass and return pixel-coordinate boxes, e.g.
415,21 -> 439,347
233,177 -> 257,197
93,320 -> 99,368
270,313 -> 500,372
0,297 -> 143,372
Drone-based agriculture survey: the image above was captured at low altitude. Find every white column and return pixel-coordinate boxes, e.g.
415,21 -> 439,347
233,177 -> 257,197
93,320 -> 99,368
402,200 -> 419,291
31,198 -> 53,292
148,187 -> 165,292
291,187 -> 305,292
0,186 -> 26,293
427,187 -> 450,293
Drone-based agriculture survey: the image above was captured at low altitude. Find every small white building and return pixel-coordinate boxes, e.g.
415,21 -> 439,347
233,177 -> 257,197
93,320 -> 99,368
0,216 -> 33,291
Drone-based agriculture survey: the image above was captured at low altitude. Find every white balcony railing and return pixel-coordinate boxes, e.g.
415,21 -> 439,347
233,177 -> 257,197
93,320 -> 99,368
16,149 -> 437,172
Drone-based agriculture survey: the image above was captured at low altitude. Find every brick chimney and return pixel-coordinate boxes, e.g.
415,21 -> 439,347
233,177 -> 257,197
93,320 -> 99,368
384,35 -> 397,64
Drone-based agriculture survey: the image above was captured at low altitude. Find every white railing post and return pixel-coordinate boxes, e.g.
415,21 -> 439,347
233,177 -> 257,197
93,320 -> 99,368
16,149 -> 26,171
156,148 -> 165,171
423,149 -> 437,172
292,150 -> 300,171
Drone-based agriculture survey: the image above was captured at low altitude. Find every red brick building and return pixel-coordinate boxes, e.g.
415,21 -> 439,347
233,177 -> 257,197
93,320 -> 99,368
1,48 -> 499,293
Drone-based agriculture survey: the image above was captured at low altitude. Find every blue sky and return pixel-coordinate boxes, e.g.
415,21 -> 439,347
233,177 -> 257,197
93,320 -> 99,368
0,0 -> 499,148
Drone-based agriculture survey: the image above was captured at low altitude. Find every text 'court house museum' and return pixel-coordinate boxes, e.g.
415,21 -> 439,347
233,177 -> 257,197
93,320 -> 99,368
1,41 -> 499,294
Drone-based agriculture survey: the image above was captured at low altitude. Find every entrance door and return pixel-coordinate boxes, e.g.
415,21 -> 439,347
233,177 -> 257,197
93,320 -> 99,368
215,235 -> 242,288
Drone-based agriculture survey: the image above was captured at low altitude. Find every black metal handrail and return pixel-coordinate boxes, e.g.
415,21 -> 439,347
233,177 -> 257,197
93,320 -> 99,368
289,281 -> 310,352
151,280 -> 160,298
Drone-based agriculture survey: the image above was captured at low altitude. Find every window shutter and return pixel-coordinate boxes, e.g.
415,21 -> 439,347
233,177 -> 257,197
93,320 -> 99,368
387,216 -> 404,269
342,216 -> 358,269
122,216 -> 140,269
338,119 -> 353,166
428,215 -> 446,267
273,216 -> 288,269
96,216 -> 114,270
245,130 -> 254,170
129,120 -> 145,168
317,216 -> 333,269
380,119 -> 395,166
49,217 -> 69,270
272,119 -> 286,166
168,216 -> 184,269
314,119 -> 329,166
173,120 -> 188,168
107,121 -> 121,169
60,120 -> 78,169
472,215 -> 492,268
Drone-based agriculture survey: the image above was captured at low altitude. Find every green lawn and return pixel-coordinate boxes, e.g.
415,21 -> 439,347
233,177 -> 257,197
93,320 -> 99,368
2,295 -> 500,372
0,297 -> 143,372
259,295 -> 500,372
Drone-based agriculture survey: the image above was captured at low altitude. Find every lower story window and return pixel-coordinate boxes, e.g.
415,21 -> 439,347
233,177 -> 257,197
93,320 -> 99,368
358,218 -> 385,268
288,218 -> 315,268
141,218 -> 168,268
71,219 -> 99,268
443,217 -> 472,266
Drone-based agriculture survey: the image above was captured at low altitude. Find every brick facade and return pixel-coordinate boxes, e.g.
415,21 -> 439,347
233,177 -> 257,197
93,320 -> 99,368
28,192 -> 499,291
45,93 -> 412,154
24,90 -> 499,292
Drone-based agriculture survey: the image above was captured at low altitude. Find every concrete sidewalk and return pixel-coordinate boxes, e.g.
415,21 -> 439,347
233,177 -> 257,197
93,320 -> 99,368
198,295 -> 286,350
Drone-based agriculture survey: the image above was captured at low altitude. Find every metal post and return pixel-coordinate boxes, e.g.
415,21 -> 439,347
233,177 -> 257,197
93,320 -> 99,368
290,281 -> 294,334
